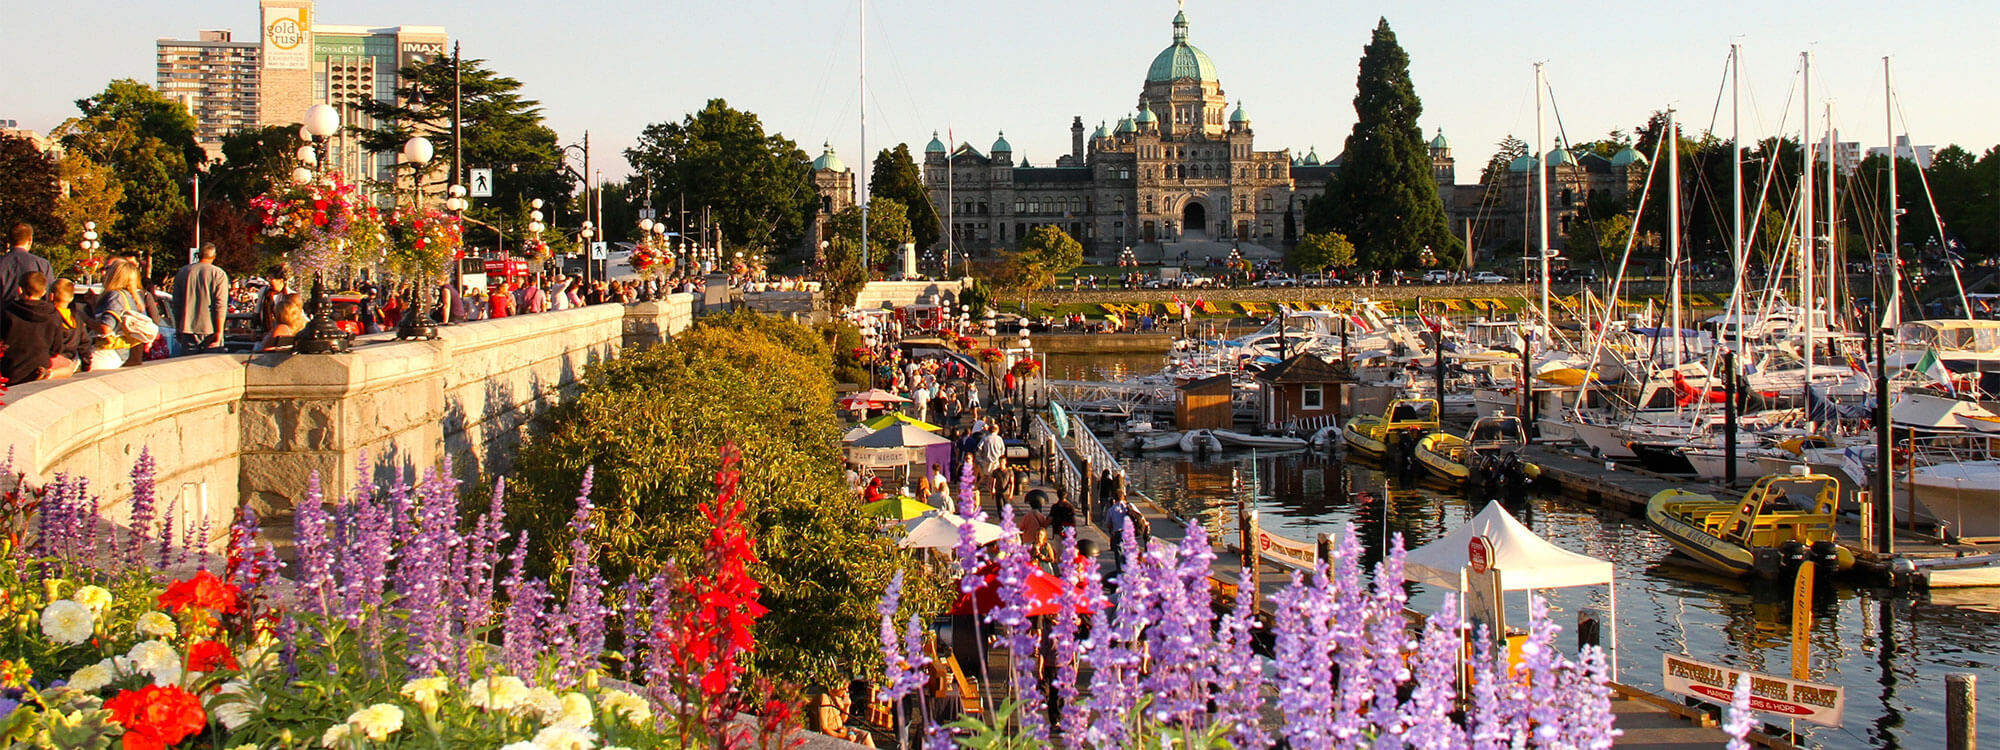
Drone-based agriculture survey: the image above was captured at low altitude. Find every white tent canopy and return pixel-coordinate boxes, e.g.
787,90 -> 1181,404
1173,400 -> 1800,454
1405,501 -> 1614,591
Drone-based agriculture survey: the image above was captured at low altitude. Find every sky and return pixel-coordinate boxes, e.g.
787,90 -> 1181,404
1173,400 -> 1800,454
6,0 -> 1999,187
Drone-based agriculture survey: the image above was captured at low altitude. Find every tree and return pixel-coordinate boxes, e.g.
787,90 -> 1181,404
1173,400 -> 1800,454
626,99 -> 816,254
1925,144 -> 2000,259
1304,19 -> 1462,270
870,144 -> 940,250
355,56 -> 570,252
1568,214 -> 1633,263
1290,231 -> 1356,274
1481,135 -> 1527,185
819,196 -> 912,309
205,125 -> 305,204
0,135 -> 62,244
55,80 -> 201,270
1010,225 -> 1084,297
52,150 -> 123,267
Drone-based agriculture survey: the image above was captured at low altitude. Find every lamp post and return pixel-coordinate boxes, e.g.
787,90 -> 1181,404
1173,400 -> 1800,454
295,103 -> 352,354
580,222 -> 596,279
397,136 -> 440,340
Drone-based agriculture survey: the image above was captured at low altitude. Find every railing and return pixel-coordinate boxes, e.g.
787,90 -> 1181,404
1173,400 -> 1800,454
1071,414 -> 1120,478
1031,414 -> 1082,504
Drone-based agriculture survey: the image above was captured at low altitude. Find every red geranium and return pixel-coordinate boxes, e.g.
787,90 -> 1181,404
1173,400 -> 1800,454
158,570 -> 240,615
185,640 -> 238,672
104,684 -> 206,750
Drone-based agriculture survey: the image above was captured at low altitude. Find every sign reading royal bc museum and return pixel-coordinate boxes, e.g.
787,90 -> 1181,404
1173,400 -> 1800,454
1661,654 -> 1846,727
263,5 -> 310,70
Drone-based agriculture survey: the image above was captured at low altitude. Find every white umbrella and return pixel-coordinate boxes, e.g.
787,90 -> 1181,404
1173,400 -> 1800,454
899,511 -> 1008,549
843,425 -> 877,443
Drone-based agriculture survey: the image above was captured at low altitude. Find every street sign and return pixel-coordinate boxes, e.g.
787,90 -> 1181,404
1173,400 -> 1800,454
1662,654 -> 1845,727
467,168 -> 494,198
591,242 -> 609,260
1469,535 -> 1493,575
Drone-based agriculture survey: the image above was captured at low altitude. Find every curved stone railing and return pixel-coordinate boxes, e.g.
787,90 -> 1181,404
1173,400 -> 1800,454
0,295 -> 697,548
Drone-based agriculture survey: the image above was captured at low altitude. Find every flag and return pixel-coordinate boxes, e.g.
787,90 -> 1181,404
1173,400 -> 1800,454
1917,347 -> 1955,394
1839,447 -> 1868,486
1846,354 -> 1868,377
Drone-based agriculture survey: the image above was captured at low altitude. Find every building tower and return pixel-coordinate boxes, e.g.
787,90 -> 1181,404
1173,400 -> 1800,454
810,142 -> 856,259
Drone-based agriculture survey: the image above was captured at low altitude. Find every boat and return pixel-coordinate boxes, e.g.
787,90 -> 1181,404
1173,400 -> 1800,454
1916,554 -> 2000,588
1413,416 -> 1540,485
1138,431 -> 1184,451
1307,425 -> 1339,450
1644,467 -> 1856,578
1341,398 -> 1439,458
1906,460 -> 2000,542
1213,429 -> 1309,450
1178,429 -> 1223,456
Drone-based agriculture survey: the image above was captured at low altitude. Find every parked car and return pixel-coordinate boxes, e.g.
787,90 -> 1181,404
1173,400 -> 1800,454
1552,268 -> 1598,284
1253,275 -> 1297,288
1179,274 -> 1216,289
1422,270 -> 1453,284
1471,271 -> 1509,284
1299,273 -> 1334,287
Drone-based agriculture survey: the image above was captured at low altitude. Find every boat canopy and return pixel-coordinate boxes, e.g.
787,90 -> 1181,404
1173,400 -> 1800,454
1898,319 -> 2000,352
1404,501 -> 1613,591
1891,393 -> 2000,432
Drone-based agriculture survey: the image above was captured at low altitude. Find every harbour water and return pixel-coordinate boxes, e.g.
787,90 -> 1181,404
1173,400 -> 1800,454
1050,351 -> 1997,749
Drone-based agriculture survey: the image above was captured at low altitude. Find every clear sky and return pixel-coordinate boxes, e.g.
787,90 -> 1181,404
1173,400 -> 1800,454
6,0 -> 1997,185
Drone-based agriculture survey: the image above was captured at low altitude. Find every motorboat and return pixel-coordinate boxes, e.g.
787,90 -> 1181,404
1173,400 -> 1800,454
1644,468 -> 1855,578
1413,416 -> 1539,485
1307,425 -> 1339,450
1907,460 -> 2000,542
1178,429 -> 1223,456
1213,429 -> 1309,450
1342,398 -> 1439,458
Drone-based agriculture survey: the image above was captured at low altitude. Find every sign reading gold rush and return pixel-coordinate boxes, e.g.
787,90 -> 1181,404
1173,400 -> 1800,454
262,5 -> 310,70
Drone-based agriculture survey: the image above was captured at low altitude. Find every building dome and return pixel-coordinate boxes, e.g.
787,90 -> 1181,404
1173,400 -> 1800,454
1135,107 -> 1158,125
1610,146 -> 1647,167
1229,101 -> 1250,124
1547,148 -> 1578,167
1091,121 -> 1109,139
1301,147 -> 1321,167
991,131 -> 1012,153
1429,130 -> 1449,150
811,142 -> 847,173
1145,10 -> 1219,83
925,131 -> 946,154
1507,154 -> 1536,173
1114,116 -> 1135,135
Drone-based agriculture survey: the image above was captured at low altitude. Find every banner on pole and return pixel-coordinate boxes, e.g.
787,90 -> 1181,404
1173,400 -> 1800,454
1661,654 -> 1845,727
1254,528 -> 1318,571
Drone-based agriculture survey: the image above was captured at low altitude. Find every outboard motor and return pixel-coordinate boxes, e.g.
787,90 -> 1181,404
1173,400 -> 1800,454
1397,431 -> 1421,478
1502,453 -> 1530,502
1778,539 -> 1810,575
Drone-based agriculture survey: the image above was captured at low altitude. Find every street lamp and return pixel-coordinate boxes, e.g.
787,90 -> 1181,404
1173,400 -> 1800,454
295,104 -> 351,355
398,135 -> 440,340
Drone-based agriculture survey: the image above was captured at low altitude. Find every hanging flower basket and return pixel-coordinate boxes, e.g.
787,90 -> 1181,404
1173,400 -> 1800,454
1010,358 -> 1042,377
977,347 -> 1006,364
249,172 -> 385,281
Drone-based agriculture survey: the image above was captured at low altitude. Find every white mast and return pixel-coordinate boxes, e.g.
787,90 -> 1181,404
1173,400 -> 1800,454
1535,63 -> 1551,326
858,0 -> 870,274
946,130 -> 954,276
1825,102 -> 1839,333
1800,51 -> 1814,407
1730,44 -> 1746,358
1884,57 -> 1901,330
1668,108 -> 1683,365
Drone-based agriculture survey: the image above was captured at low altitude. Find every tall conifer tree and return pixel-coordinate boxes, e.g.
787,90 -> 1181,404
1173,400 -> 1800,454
1306,19 -> 1461,269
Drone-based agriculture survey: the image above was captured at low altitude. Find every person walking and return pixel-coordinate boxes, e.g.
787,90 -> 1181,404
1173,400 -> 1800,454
0,223 -> 53,327
2,272 -> 60,385
171,244 -> 229,354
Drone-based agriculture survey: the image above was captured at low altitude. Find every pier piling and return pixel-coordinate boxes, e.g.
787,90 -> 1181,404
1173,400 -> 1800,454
1948,672 -> 1977,750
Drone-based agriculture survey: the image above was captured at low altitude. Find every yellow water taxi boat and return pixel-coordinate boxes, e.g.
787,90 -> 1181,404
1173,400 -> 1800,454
1644,468 -> 1855,578
1342,398 -> 1440,458
1414,416 -> 1541,484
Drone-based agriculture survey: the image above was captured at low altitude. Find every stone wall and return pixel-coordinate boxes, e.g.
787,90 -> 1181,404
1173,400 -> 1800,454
0,294 -> 697,549
853,279 -> 965,310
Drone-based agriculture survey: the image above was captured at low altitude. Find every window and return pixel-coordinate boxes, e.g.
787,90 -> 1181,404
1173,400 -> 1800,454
1014,200 -> 1024,213
1258,165 -> 1269,179
1028,200 -> 1040,214
1237,197 -> 1248,212
1262,220 -> 1274,237
1114,197 -> 1125,213
1145,197 -> 1155,213
1302,385 -> 1325,410
1561,188 -> 1573,208
1261,194 -> 1274,211
979,201 -> 988,214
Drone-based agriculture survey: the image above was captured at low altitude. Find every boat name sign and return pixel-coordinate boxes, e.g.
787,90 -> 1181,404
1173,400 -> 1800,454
1661,654 -> 1845,727
1256,529 -> 1319,571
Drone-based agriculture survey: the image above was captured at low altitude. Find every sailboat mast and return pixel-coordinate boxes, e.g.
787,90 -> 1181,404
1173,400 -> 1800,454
1730,44 -> 1745,359
1885,57 -> 1901,329
946,129 -> 954,276
1825,103 -> 1840,333
1668,108 -> 1682,365
858,0 -> 870,274
1800,51 -> 1815,409
1535,63 -> 1551,326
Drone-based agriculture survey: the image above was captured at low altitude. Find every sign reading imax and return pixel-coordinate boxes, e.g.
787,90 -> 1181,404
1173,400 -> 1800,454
1661,654 -> 1845,727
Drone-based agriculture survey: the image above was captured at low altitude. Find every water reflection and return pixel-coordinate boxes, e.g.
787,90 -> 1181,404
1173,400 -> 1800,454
1122,448 -> 1996,749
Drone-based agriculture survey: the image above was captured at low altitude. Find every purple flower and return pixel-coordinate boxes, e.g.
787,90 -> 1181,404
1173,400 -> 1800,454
559,467 -> 605,685
127,448 -> 157,568
875,570 -> 931,705
1052,529 -> 1094,743
1401,597 -> 1466,748
1722,672 -> 1756,750
1271,565 -> 1334,749
1213,564 -> 1269,750
991,505 -> 1048,740
294,472 -> 335,614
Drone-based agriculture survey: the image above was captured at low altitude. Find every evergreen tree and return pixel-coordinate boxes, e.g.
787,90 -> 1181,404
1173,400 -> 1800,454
626,99 -> 816,253
0,135 -> 62,244
1305,19 -> 1461,270
1481,135 -> 1527,185
870,144 -> 940,250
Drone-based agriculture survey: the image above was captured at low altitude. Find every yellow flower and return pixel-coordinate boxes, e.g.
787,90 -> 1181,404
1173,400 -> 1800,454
530,725 -> 596,750
135,611 -> 176,638
399,676 -> 449,713
468,675 -> 530,711
72,586 -> 113,615
40,600 -> 94,645
552,692 -> 593,729
598,689 -> 652,725
319,723 -> 350,748
345,703 -> 405,741
518,687 -> 562,722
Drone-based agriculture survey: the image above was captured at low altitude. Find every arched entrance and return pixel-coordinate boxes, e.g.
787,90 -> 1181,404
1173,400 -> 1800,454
1181,201 -> 1208,239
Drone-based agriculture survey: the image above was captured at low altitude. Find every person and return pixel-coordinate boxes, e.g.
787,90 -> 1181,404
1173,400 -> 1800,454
256,294 -> 306,352
862,475 -> 886,504
1044,489 -> 1077,541
89,260 -> 151,370
256,267 -> 291,334
1017,491 -> 1052,561
2,272 -> 60,385
48,278 -> 87,376
517,274 -> 547,314
171,244 -> 229,354
490,279 -> 515,318
0,223 -> 51,314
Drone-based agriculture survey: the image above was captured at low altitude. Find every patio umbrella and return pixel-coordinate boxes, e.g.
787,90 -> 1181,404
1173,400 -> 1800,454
861,495 -> 936,521
839,389 -> 911,409
899,511 -> 1007,549
849,423 -> 954,449
861,413 -> 942,432
949,566 -> 1096,618
842,425 -> 877,443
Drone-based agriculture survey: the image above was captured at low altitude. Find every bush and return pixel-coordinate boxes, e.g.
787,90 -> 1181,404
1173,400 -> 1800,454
508,311 -> 942,691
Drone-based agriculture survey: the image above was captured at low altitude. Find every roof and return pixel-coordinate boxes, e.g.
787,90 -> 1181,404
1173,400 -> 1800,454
811,142 -> 847,173
1147,10 -> 1218,83
1177,373 -> 1231,393
1229,101 -> 1249,123
1404,501 -> 1614,591
1610,146 -> 1647,167
1300,147 -> 1321,166
991,131 -> 1012,153
1429,129 -> 1449,150
1135,107 -> 1158,124
1092,121 -> 1109,139
925,131 -> 946,153
1508,154 -> 1536,172
1114,116 -> 1135,134
1547,147 -> 1578,166
1255,354 -> 1350,384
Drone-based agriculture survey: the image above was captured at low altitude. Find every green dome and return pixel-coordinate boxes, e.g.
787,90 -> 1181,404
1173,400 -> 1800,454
1301,146 -> 1321,166
1429,130 -> 1449,150
1610,146 -> 1647,167
991,131 -> 1012,153
1091,122 -> 1109,139
1229,101 -> 1249,124
1135,107 -> 1158,125
811,142 -> 847,172
1508,154 -> 1536,173
925,131 -> 945,153
1114,116 -> 1135,135
1547,148 -> 1578,166
1146,10 -> 1219,83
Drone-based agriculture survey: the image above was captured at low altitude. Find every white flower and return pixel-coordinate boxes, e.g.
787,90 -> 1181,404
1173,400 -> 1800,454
126,640 -> 182,686
531,725 -> 597,750
399,676 -> 449,713
598,689 -> 652,725
40,600 -> 95,645
135,611 -> 176,638
345,703 -> 405,741
71,585 -> 113,615
499,743 -> 539,750
66,660 -> 115,693
468,675 -> 531,711
320,723 -> 350,748
518,687 -> 562,722
552,692 -> 593,729
209,680 -> 259,730
237,644 -> 277,673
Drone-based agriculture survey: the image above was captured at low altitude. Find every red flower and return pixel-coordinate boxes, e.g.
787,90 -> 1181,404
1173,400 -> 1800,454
312,199 -> 328,210
185,640 -> 238,672
158,570 -> 240,615
312,212 -> 328,226
104,685 -> 206,750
